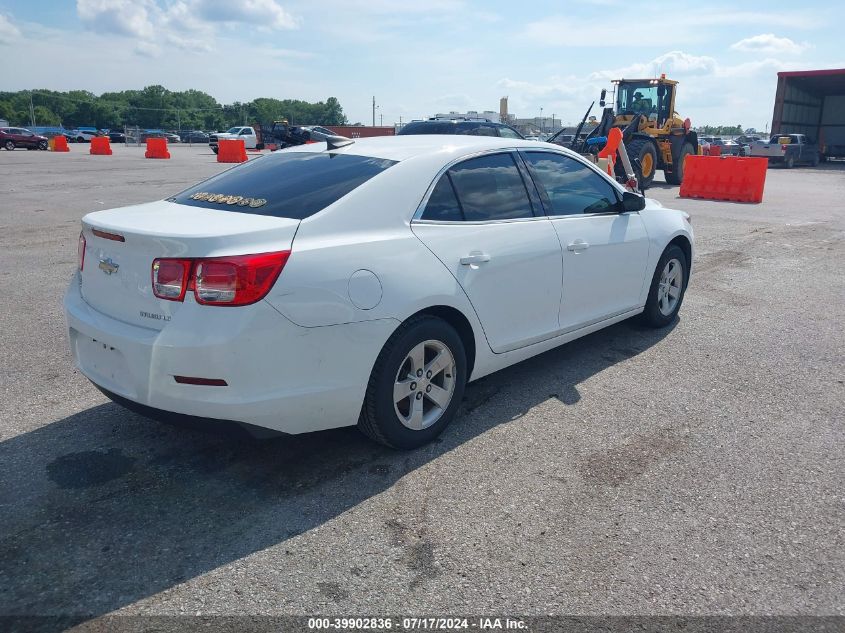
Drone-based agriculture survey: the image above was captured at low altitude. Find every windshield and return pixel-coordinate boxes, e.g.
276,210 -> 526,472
226,127 -> 241,134
616,82 -> 672,124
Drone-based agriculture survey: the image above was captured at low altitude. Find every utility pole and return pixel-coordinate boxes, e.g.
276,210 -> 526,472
380,113 -> 383,126
372,96 -> 376,127
29,92 -> 36,127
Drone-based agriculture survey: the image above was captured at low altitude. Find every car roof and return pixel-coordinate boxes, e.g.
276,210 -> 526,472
283,134 -> 562,163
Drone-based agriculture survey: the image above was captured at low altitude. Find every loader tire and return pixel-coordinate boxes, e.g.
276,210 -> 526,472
666,142 -> 694,185
626,138 -> 658,188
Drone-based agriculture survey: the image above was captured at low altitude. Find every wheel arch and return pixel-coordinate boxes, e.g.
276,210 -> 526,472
405,305 -> 477,379
667,234 -> 693,282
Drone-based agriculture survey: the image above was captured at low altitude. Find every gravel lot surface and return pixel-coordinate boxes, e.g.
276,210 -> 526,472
0,146 -> 842,627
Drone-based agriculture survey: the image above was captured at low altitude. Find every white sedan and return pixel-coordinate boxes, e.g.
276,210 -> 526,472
65,135 -> 693,449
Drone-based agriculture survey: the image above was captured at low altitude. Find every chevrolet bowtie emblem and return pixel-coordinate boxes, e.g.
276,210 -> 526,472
98,258 -> 119,275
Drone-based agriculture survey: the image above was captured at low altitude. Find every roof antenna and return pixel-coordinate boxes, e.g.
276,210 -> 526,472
325,135 -> 354,150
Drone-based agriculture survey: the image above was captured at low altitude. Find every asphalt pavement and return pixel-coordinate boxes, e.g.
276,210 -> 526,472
0,145 -> 842,628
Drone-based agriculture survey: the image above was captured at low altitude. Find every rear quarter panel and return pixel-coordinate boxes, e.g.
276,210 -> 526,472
263,156 -> 492,374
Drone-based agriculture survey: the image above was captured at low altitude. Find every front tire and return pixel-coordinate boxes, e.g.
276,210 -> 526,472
626,138 -> 659,188
666,142 -> 694,185
359,315 -> 467,449
640,244 -> 688,328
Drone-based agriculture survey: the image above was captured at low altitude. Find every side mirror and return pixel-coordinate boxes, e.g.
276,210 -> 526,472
599,88 -> 607,107
622,191 -> 646,212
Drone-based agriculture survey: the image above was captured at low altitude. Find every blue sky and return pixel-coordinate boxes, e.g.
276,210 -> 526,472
0,0 -> 842,130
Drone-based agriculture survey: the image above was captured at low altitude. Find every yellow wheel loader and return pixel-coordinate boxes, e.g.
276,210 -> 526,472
550,75 -> 698,188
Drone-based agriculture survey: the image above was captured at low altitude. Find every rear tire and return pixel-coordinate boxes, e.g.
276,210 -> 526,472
784,155 -> 794,169
666,142 -> 694,185
38,140 -> 48,150
626,138 -> 658,188
640,244 -> 688,328
359,315 -> 467,449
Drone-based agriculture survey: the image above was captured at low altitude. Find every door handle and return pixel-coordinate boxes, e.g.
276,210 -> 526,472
460,251 -> 491,265
567,240 -> 590,252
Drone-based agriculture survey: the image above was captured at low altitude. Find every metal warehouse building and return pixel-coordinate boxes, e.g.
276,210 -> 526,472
771,68 -> 845,159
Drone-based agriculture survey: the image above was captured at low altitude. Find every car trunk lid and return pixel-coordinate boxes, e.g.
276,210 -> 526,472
80,200 -> 299,330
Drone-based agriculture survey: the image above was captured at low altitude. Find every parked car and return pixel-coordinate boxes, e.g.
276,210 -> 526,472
108,131 -> 126,143
0,127 -> 49,150
179,130 -> 210,143
398,118 -> 524,139
70,129 -> 101,143
749,134 -> 820,167
300,126 -> 337,142
163,133 -> 181,144
721,139 -> 741,155
209,126 -> 259,152
66,136 -> 693,449
735,135 -> 761,156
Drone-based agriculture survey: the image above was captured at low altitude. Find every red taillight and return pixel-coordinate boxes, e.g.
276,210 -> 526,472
152,258 -> 191,301
151,251 -> 290,307
78,232 -> 86,271
195,251 -> 290,306
781,144 -> 788,151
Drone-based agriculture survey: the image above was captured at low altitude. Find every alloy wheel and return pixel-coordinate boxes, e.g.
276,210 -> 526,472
657,258 -> 683,316
393,339 -> 456,431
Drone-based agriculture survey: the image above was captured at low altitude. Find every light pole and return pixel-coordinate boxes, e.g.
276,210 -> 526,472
540,106 -> 543,133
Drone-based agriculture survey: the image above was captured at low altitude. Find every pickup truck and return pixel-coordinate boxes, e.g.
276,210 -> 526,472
209,126 -> 260,153
749,133 -> 820,168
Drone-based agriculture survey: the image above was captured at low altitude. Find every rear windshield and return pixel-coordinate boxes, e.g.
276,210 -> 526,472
170,151 -> 397,219
399,121 -> 497,136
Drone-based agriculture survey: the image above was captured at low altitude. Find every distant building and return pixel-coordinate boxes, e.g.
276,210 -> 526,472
0,119 -> 8,127
433,110 -> 502,123
512,116 -> 562,136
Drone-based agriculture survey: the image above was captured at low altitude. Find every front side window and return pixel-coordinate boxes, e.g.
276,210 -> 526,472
442,153 -> 535,221
523,152 -> 619,216
172,152 -> 396,219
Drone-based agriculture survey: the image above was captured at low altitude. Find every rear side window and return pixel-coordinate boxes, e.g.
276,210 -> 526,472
171,152 -> 397,219
523,152 -> 619,215
421,175 -> 463,221
424,152 -> 535,221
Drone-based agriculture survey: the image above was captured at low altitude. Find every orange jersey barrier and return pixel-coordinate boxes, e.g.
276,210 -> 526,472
51,135 -> 70,152
89,136 -> 112,155
217,139 -> 247,163
145,137 -> 170,159
679,156 -> 768,204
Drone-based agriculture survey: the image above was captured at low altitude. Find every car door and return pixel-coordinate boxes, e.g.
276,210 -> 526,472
411,151 -> 564,353
521,150 -> 651,331
239,127 -> 256,148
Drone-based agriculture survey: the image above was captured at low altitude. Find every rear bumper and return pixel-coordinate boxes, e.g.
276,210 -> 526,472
64,273 -> 398,434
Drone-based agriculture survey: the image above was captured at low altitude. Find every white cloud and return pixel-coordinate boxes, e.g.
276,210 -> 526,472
77,0 -> 156,39
0,13 -> 21,44
591,51 -> 718,81
731,33 -> 809,55
74,0 -> 302,58
134,40 -> 161,57
193,0 -> 299,30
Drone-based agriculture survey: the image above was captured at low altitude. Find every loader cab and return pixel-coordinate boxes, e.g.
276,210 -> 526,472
614,78 -> 677,130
